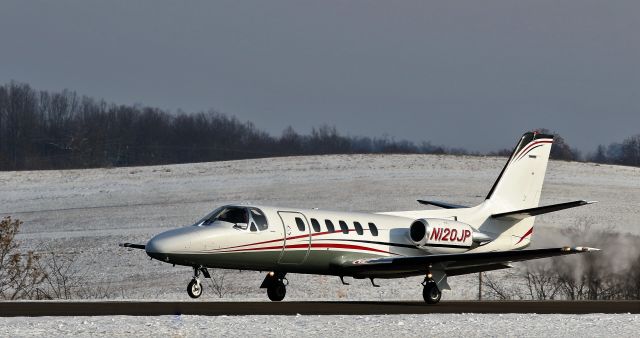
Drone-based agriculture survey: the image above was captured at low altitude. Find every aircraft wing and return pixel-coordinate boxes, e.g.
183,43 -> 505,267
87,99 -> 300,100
338,247 -> 599,275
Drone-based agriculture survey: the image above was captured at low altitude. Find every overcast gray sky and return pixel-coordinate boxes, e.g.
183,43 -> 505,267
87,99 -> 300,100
1,0 -> 638,152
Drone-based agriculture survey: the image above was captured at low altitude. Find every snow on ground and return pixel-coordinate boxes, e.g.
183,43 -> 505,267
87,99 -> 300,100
1,314 -> 639,337
1,154 -> 639,301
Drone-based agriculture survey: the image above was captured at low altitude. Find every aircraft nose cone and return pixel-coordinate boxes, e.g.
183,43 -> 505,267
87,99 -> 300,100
145,226 -> 201,262
145,236 -> 171,261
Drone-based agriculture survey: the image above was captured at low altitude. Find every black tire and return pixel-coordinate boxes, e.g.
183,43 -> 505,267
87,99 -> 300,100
423,282 -> 441,304
267,282 -> 286,301
187,279 -> 202,299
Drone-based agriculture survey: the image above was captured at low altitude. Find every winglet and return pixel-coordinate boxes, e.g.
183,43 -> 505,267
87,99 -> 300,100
576,246 -> 600,252
562,246 -> 600,252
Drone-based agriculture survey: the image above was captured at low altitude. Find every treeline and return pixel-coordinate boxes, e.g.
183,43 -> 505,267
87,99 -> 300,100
1,81 -> 639,170
588,136 -> 640,167
0,82 -> 462,171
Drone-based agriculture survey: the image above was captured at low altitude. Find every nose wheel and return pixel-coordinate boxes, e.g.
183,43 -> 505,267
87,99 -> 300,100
186,266 -> 210,299
187,278 -> 202,298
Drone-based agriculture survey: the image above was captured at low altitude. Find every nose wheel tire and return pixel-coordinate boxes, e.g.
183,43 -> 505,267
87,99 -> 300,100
267,282 -> 286,301
187,279 -> 203,299
423,281 -> 441,304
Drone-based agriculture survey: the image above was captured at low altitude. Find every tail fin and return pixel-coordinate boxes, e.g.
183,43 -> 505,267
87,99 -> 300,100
485,131 -> 554,213
475,131 -> 554,249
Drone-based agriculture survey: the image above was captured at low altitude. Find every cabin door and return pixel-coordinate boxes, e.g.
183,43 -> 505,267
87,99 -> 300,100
277,211 -> 311,264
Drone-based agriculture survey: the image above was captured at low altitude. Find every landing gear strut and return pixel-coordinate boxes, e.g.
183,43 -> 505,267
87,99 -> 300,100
261,272 -> 287,302
187,266 -> 210,299
422,278 -> 441,304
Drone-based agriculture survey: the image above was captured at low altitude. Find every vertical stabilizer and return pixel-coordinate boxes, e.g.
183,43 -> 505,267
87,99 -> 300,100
474,132 -> 555,249
485,132 -> 554,213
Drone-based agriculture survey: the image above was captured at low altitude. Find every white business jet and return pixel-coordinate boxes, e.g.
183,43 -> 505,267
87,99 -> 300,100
121,131 -> 598,303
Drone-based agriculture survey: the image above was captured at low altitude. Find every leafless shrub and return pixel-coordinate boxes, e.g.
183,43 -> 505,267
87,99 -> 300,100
0,217 -> 46,300
34,248 -> 83,300
75,282 -> 119,300
208,269 -> 230,298
1,216 -> 124,300
481,271 -> 518,300
523,262 -> 561,300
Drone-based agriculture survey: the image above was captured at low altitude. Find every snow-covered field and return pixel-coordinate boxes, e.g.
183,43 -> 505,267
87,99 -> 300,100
1,154 -> 639,301
1,313 -> 639,337
2,154 -> 639,336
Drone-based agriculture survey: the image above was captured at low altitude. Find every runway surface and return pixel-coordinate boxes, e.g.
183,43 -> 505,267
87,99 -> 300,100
1,301 -> 638,316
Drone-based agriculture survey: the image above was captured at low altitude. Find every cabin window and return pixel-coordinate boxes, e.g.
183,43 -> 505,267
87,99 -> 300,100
249,208 -> 268,231
368,222 -> 379,236
310,218 -> 321,232
295,217 -> 306,231
325,220 -> 335,233
339,221 -> 349,234
354,222 -> 364,235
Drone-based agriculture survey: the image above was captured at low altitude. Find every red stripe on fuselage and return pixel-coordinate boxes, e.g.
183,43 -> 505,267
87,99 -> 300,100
215,242 -> 396,255
210,230 -> 334,251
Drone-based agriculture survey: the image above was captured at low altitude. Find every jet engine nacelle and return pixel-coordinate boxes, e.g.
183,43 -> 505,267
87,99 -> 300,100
409,218 -> 491,253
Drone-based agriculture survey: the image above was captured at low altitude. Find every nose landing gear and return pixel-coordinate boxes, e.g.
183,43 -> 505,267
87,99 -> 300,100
187,278 -> 202,298
187,266 -> 211,299
260,272 -> 287,301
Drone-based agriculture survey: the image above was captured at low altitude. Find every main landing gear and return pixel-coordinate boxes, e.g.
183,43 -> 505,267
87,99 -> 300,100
187,266 -> 211,299
261,272 -> 287,301
422,277 -> 442,304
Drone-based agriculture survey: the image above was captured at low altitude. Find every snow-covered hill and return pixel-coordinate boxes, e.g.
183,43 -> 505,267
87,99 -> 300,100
2,154 -> 639,301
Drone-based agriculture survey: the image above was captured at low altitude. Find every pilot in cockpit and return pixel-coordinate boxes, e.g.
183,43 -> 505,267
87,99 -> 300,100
198,206 -> 268,232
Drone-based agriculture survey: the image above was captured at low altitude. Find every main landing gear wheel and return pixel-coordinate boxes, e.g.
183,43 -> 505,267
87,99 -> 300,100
261,272 -> 288,301
267,282 -> 286,302
187,278 -> 202,299
423,281 -> 441,304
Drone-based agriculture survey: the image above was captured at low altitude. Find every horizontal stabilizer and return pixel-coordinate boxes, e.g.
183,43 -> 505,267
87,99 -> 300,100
417,200 -> 468,209
491,200 -> 597,220
119,243 -> 145,250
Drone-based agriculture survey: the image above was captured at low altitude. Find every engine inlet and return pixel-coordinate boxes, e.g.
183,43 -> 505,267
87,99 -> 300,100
410,221 -> 426,242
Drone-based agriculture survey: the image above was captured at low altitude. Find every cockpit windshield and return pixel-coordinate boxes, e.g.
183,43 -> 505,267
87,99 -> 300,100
197,206 -> 268,232
216,207 -> 248,225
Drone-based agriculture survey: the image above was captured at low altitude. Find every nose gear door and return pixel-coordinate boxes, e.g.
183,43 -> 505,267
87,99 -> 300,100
277,211 -> 311,264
